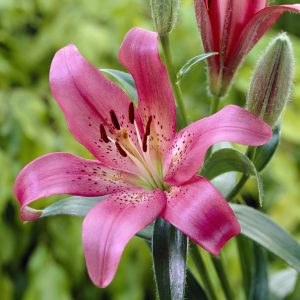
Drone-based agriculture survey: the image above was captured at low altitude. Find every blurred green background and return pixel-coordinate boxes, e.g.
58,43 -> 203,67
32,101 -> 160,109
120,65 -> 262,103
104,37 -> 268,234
1,0 -> 300,299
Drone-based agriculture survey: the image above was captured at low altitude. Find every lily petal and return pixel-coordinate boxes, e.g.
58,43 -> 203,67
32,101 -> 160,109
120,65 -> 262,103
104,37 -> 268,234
14,152 -> 138,221
164,105 -> 272,185
194,0 -> 219,87
225,4 -> 300,86
226,0 -> 267,58
162,176 -> 240,255
119,28 -> 176,166
207,0 -> 229,52
50,44 -> 143,173
82,189 -> 166,287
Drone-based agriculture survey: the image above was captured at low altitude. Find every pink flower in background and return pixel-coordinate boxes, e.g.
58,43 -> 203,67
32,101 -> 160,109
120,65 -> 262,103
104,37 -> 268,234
14,27 -> 271,288
195,0 -> 300,96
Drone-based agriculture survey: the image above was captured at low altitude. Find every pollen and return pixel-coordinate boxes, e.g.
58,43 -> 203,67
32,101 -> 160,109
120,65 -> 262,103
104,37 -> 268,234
116,128 -> 129,140
165,186 -> 173,193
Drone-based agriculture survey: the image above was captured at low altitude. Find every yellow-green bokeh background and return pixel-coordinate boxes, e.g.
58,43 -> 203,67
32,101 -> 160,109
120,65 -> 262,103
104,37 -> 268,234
1,0 -> 300,299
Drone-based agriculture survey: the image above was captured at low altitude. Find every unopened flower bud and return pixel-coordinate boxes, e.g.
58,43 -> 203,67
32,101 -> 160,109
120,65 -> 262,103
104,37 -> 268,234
247,33 -> 294,127
150,0 -> 181,36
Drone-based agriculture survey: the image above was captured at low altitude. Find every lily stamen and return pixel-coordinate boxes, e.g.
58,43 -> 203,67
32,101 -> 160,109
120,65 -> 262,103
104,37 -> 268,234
99,124 -> 110,143
129,102 -> 135,124
109,110 -> 121,130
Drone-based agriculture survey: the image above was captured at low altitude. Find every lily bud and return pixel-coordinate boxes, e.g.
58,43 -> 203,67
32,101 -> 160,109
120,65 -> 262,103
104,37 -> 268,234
247,33 -> 294,127
150,0 -> 181,36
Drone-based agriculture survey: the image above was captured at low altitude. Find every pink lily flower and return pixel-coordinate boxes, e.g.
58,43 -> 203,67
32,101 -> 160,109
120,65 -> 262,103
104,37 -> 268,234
14,27 -> 272,288
195,0 -> 300,96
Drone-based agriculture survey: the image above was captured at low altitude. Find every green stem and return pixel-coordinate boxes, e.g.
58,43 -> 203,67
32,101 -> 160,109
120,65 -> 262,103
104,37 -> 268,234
160,34 -> 188,127
211,255 -> 234,300
209,96 -> 221,115
189,243 -> 218,300
205,96 -> 221,160
226,146 -> 257,201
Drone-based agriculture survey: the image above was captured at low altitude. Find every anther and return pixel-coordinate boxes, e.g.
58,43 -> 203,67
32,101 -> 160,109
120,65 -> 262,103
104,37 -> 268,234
115,142 -> 128,157
100,124 -> 110,143
142,135 -> 148,152
129,102 -> 135,124
142,116 -> 152,152
110,110 -> 121,130
145,116 -> 152,136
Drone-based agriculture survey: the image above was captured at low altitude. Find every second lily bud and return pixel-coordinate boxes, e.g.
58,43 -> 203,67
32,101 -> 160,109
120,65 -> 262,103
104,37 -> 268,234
247,33 -> 294,127
150,0 -> 181,36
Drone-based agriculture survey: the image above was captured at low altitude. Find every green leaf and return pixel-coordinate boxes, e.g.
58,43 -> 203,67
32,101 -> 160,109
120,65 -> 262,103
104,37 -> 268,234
185,270 -> 209,300
287,273 -> 300,300
136,223 -> 154,240
210,171 -> 237,197
176,53 -> 218,83
270,268 -> 298,299
152,218 -> 187,300
209,143 -> 238,197
101,68 -> 138,104
249,244 -> 269,300
41,196 -> 154,243
232,204 -> 300,272
254,125 -> 280,171
236,235 -> 253,297
202,148 -> 263,206
41,196 -> 105,218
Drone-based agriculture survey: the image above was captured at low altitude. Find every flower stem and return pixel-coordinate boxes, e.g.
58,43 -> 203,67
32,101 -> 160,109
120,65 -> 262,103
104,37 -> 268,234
189,243 -> 218,300
211,254 -> 234,300
204,96 -> 221,160
160,34 -> 188,127
226,146 -> 257,201
209,96 -> 221,115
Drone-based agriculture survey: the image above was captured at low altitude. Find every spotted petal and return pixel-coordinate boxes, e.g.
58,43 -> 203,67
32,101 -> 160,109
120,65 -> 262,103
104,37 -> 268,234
50,44 -> 143,173
164,105 -> 272,185
82,189 -> 166,287
14,152 -> 138,221
162,177 -> 240,255
119,28 -> 176,169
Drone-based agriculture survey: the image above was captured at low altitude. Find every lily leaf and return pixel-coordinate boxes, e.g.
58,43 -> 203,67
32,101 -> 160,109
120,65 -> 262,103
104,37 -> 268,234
41,195 -> 155,241
152,218 -> 187,300
185,269 -> 209,300
136,223 -> 154,240
269,268 -> 298,299
249,243 -> 269,300
41,196 -> 105,218
210,172 -> 237,197
232,204 -> 300,272
101,68 -> 138,104
209,143 -> 238,197
254,125 -> 280,172
202,148 -> 263,205
176,53 -> 218,83
287,273 -> 300,300
236,235 -> 253,297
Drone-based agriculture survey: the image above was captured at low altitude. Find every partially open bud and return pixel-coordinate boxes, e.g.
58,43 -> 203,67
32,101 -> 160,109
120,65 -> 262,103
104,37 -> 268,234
247,33 -> 294,127
150,0 -> 181,36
